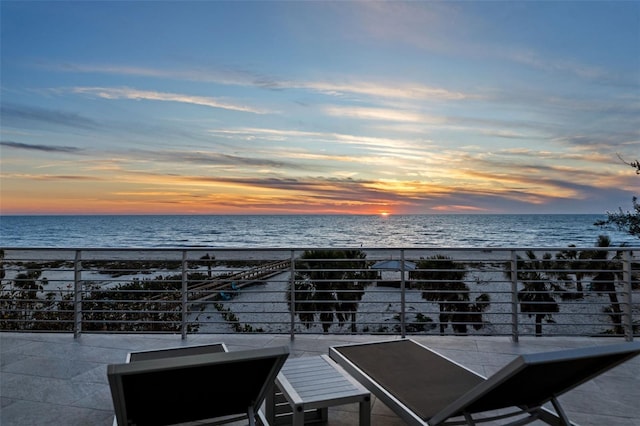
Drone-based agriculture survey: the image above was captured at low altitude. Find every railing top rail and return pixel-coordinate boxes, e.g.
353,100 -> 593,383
3,246 -> 639,251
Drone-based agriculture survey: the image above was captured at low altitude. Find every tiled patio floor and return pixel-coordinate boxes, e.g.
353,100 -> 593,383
1,333 -> 638,426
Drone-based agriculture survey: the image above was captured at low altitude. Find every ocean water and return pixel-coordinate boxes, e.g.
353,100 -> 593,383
1,214 -> 638,249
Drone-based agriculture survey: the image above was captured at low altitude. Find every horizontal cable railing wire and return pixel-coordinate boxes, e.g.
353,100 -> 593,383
0,247 -> 638,341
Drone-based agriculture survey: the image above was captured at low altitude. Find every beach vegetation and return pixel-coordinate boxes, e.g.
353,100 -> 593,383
290,249 -> 375,333
596,197 -> 640,239
79,274 -> 200,333
509,251 -> 561,336
0,265 -> 201,333
0,267 -> 46,330
213,302 -> 263,333
84,259 -> 182,277
506,237 -> 635,336
411,255 -> 490,335
556,235 -> 637,335
392,312 -> 436,333
595,156 -> 639,239
551,246 -> 593,299
582,235 -> 625,335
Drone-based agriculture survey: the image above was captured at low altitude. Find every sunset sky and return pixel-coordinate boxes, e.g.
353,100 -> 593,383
1,1 -> 638,215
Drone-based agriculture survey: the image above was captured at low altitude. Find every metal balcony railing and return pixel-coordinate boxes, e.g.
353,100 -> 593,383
1,247 -> 638,341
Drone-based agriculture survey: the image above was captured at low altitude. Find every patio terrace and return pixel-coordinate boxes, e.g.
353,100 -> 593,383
1,332 -> 639,426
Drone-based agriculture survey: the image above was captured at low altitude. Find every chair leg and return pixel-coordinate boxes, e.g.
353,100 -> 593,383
550,396 -> 571,426
265,386 -> 275,425
247,406 -> 256,426
535,399 -> 577,426
463,412 -> 477,425
256,407 -> 270,426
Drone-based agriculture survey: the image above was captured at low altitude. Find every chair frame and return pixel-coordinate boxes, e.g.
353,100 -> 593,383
329,339 -> 640,426
108,344 -> 289,426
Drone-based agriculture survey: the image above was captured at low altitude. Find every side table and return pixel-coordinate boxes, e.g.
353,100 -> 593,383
265,354 -> 371,426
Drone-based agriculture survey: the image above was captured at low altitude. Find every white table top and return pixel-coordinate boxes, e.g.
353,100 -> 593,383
276,354 -> 370,406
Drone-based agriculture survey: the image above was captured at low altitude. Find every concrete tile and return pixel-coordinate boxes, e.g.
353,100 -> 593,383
5,339 -> 123,365
1,396 -> 18,409
0,348 -> 25,368
72,364 -> 110,385
71,386 -> 114,412
3,355 -> 101,380
0,334 -> 36,352
566,410 -> 638,426
1,372 -> 97,405
0,399 -> 114,426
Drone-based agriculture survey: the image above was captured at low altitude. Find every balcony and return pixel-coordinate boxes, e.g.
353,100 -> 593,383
2,333 -> 639,425
1,247 -> 639,425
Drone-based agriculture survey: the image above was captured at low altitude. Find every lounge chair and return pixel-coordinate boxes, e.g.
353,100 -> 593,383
329,339 -> 640,426
124,342 -> 230,362
108,344 -> 289,426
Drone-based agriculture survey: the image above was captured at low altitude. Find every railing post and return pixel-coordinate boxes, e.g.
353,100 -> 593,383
181,250 -> 188,340
289,250 -> 296,340
73,250 -> 82,338
510,250 -> 519,343
622,250 -> 633,342
400,249 -> 407,338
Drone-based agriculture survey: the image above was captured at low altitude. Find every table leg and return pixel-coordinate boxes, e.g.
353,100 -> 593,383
319,407 -> 328,422
292,404 -> 304,426
359,396 -> 371,426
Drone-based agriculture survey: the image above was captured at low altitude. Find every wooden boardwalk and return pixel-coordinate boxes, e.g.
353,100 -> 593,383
189,260 -> 290,302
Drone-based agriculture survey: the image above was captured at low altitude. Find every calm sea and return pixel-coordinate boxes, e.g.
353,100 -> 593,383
1,214 -> 638,248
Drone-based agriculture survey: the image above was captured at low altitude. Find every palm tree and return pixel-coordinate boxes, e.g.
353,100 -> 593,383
411,255 -> 490,335
291,249 -> 373,333
555,236 -> 627,335
553,245 -> 586,298
510,251 -> 560,336
586,235 -> 625,335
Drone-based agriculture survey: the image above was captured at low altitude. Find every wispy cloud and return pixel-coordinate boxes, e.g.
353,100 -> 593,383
551,133 -> 640,151
53,62 -> 475,102
1,140 -> 82,153
206,134 -> 432,180
291,80 -> 473,101
505,48 -> 637,87
148,149 -> 305,170
510,49 -> 605,79
0,172 -> 101,181
70,87 -> 270,114
55,63 -> 260,87
431,204 -> 488,212
1,104 -> 98,129
323,106 -> 442,124
208,127 -> 323,141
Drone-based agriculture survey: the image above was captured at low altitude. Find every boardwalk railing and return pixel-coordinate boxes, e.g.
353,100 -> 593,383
1,247 -> 638,341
